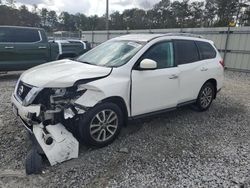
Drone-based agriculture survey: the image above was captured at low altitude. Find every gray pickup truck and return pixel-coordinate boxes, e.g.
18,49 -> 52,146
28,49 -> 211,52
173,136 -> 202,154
0,26 -> 90,71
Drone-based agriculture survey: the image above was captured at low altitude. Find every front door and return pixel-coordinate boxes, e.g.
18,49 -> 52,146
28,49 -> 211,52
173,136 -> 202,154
131,41 -> 180,116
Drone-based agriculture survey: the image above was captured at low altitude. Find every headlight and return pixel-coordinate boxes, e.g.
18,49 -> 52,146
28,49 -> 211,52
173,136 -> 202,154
23,87 -> 43,106
50,87 -> 86,104
14,78 -> 21,94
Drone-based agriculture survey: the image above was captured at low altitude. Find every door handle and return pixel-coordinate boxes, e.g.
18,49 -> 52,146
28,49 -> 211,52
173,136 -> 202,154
5,46 -> 14,49
38,46 -> 47,49
201,67 -> 208,71
169,74 -> 178,79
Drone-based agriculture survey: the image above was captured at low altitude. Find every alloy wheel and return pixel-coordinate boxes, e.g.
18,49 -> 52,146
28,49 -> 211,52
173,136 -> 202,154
200,87 -> 213,108
90,110 -> 118,142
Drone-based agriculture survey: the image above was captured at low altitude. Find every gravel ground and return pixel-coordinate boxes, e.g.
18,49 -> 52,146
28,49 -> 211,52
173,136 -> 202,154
0,70 -> 249,188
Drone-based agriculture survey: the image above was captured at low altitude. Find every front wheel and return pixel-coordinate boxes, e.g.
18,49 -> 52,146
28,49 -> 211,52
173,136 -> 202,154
78,102 -> 123,147
195,82 -> 215,111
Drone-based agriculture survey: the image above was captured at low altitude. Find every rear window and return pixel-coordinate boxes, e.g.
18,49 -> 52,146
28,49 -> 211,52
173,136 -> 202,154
174,40 -> 199,65
196,41 -> 216,59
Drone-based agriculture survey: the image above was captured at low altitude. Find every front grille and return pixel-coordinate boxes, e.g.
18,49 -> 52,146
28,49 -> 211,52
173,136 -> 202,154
16,81 -> 32,101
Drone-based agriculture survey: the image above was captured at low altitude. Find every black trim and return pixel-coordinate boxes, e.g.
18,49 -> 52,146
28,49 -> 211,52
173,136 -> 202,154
73,68 -> 113,86
129,107 -> 176,120
173,39 -> 200,66
219,31 -> 233,34
20,117 -> 33,133
129,68 -> 133,116
135,66 -> 157,71
177,99 -> 196,107
194,41 -> 202,60
129,99 -> 196,120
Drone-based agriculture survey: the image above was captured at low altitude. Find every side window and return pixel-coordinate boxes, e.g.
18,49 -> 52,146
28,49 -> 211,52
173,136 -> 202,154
174,40 -> 199,65
196,41 -> 216,59
0,28 -> 15,42
13,28 -> 40,43
141,42 -> 174,69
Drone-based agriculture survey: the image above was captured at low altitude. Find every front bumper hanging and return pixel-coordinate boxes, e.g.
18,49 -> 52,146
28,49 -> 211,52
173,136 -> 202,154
33,123 -> 79,166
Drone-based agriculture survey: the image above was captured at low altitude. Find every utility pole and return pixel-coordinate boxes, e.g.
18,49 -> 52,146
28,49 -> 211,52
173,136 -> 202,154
106,0 -> 109,39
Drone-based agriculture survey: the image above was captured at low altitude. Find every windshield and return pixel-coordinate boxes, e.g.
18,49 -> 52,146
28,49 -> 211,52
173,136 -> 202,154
77,40 -> 143,67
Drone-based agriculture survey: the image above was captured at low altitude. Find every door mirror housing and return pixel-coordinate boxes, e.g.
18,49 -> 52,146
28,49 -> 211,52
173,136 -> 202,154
139,59 -> 157,70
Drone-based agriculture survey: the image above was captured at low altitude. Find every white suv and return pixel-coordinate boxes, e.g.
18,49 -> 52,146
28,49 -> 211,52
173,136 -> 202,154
11,34 -> 224,165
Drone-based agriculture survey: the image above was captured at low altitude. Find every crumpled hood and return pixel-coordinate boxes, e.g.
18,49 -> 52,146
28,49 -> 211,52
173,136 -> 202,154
20,59 -> 112,88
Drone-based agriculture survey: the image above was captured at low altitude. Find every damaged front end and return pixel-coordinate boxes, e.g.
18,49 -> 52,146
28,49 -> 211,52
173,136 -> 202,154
12,80 -> 88,174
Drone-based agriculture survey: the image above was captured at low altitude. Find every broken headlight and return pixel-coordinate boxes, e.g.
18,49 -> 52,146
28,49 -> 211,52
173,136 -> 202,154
51,87 -> 86,101
23,87 -> 43,106
50,87 -> 87,119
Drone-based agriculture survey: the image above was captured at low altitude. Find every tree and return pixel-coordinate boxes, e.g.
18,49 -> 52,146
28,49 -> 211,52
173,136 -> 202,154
40,8 -> 48,27
204,0 -> 217,27
47,10 -> 58,30
19,5 -> 41,27
110,11 -> 123,30
214,0 -> 239,26
171,0 -> 191,28
1,0 -> 250,31
236,0 -> 250,25
59,12 -> 77,31
6,0 -> 15,7
189,1 -> 205,27
122,8 -> 147,30
32,4 -> 38,13
0,5 -> 18,25
153,0 -> 175,28
242,5 -> 250,26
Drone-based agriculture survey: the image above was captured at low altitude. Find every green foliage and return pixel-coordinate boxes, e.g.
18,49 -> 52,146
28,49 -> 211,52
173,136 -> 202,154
0,5 -> 40,27
0,0 -> 249,31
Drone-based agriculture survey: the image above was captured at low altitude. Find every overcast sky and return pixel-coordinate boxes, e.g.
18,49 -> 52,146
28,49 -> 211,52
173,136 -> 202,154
15,0 -> 162,16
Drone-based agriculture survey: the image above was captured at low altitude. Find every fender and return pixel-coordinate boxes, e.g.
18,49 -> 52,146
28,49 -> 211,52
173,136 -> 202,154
74,87 -> 106,108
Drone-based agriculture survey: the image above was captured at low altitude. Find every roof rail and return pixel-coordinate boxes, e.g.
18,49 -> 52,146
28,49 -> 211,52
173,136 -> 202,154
163,32 -> 204,38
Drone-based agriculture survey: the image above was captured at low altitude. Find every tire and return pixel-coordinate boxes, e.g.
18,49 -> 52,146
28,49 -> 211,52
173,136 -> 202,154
25,149 -> 42,175
195,82 -> 215,112
78,102 -> 123,147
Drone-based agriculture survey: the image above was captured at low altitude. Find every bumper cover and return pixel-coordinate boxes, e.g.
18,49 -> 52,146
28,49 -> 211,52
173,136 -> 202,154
11,94 -> 41,126
33,123 -> 79,166
11,94 -> 79,166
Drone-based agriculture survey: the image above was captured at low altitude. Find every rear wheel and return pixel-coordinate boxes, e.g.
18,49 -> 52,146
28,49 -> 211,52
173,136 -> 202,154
78,102 -> 123,147
195,82 -> 215,111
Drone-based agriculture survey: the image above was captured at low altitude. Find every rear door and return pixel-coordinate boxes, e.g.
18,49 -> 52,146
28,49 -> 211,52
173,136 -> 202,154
14,28 -> 49,70
174,40 -> 209,103
0,27 -> 16,71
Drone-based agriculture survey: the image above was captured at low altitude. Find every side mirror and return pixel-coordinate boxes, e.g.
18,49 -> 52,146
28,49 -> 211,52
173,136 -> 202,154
139,59 -> 157,70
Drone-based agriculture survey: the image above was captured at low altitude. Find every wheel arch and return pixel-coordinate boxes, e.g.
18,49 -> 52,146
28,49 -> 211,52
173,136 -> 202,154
101,96 -> 128,126
203,78 -> 217,99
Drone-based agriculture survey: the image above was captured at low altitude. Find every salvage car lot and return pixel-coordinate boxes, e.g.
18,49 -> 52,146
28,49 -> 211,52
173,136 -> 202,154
0,71 -> 249,187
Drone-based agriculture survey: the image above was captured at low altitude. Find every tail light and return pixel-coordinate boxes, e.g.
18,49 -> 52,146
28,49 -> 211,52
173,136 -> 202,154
219,60 -> 225,68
